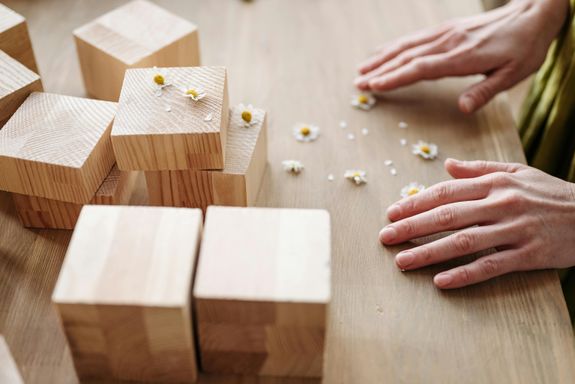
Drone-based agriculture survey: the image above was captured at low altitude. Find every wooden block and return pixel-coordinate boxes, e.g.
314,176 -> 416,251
0,50 -> 43,127
52,205 -> 202,382
145,105 -> 267,211
74,0 -> 200,101
0,92 -> 117,204
0,336 -> 24,384
112,66 -> 228,171
0,3 -> 38,72
194,207 -> 331,378
12,165 -> 137,229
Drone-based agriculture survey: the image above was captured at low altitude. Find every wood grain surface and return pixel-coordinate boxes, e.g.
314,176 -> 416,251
0,335 -> 24,384
0,0 -> 574,383
0,3 -> 38,73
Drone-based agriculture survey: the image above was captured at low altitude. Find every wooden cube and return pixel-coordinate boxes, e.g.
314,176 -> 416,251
145,105 -> 267,211
0,92 -> 117,204
0,3 -> 38,72
194,207 -> 331,378
0,50 -> 42,127
12,165 -> 137,229
74,0 -> 200,101
112,66 -> 228,171
52,205 -> 202,383
0,336 -> 24,384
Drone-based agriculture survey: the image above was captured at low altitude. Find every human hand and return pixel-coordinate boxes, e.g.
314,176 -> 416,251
355,0 -> 569,113
379,159 -> 575,289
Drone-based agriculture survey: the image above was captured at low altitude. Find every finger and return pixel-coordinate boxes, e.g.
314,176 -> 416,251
355,38 -> 449,90
458,66 -> 517,113
395,224 -> 517,270
380,200 -> 498,245
445,158 -> 523,179
433,249 -> 520,289
357,24 -> 451,75
387,176 -> 492,222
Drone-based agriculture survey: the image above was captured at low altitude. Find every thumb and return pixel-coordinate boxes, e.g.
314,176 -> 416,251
458,67 -> 514,114
445,158 -> 523,179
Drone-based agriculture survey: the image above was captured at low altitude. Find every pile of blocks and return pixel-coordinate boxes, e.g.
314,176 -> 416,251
53,205 -> 331,382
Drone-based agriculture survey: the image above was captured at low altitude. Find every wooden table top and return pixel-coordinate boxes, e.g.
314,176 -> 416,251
1,0 -> 574,383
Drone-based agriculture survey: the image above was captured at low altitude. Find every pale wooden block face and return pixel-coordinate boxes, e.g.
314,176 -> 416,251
112,66 -> 228,170
0,50 -> 43,127
0,4 -> 38,72
0,92 -> 117,203
0,335 -> 24,384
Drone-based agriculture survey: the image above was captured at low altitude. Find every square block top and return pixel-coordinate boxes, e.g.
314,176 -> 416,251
112,66 -> 228,170
0,92 -> 117,203
0,3 -> 24,33
194,207 -> 331,304
0,50 -> 40,99
73,0 -> 198,65
223,105 -> 266,175
53,205 -> 203,307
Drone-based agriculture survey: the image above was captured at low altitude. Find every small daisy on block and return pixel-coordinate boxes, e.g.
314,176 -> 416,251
293,123 -> 320,142
412,140 -> 438,160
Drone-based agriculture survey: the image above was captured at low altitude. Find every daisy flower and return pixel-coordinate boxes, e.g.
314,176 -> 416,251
412,140 -> 438,159
351,93 -> 376,110
293,123 -> 320,142
401,182 -> 426,198
152,67 -> 171,89
282,160 -> 304,174
238,103 -> 258,128
181,86 -> 207,102
344,170 -> 367,185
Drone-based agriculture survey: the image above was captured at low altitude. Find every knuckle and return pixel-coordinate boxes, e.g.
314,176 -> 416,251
400,198 -> 416,214
453,232 -> 475,254
418,246 -> 434,263
411,57 -> 429,73
447,26 -> 468,44
457,267 -> 472,284
499,191 -> 527,211
431,184 -> 451,203
479,258 -> 500,277
401,220 -> 417,236
434,207 -> 456,227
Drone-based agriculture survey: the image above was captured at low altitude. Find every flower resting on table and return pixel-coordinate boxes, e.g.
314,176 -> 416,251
351,93 -> 376,110
181,86 -> 207,102
293,123 -> 320,142
282,160 -> 304,174
152,67 -> 171,88
344,170 -> 367,185
401,182 -> 426,198
238,103 -> 257,128
412,140 -> 438,160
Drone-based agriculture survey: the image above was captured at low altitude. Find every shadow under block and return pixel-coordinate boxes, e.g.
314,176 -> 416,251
145,106 -> 267,210
74,0 -> 200,101
0,92 -> 117,204
0,336 -> 24,384
0,3 -> 38,73
112,66 -> 228,170
52,205 -> 202,382
194,207 -> 331,378
0,50 -> 43,127
12,165 -> 137,229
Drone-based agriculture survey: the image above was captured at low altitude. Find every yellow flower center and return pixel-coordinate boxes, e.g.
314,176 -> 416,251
242,110 -> 252,123
353,172 -> 362,178
186,89 -> 199,98
407,187 -> 420,196
420,145 -> 431,154
153,74 -> 165,86
300,126 -> 311,136
358,95 -> 369,104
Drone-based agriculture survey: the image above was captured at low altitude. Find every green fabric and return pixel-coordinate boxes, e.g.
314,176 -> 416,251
518,0 -> 575,326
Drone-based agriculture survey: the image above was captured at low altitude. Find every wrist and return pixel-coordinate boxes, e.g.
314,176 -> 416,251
532,0 -> 570,31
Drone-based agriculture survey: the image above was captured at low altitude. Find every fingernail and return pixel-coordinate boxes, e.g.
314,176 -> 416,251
447,158 -> 460,164
387,204 -> 400,220
396,251 -> 415,269
354,77 -> 366,87
461,96 -> 475,113
434,273 -> 453,288
379,227 -> 397,243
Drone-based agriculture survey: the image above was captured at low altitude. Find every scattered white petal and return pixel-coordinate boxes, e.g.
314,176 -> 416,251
204,113 -> 213,122
384,160 -> 393,166
361,127 -> 369,136
400,138 -> 407,146
282,160 -> 304,174
344,170 -> 367,185
390,168 -> 397,176
399,121 -> 408,129
347,133 -> 355,140
401,182 -> 426,198
164,105 -> 172,112
351,93 -> 377,110
412,140 -> 439,160
155,89 -> 163,97
339,120 -> 348,129
327,174 -> 335,181
238,103 -> 258,128
293,123 -> 320,142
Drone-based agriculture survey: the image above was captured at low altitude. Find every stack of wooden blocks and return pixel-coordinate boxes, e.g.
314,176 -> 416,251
53,205 -> 331,382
